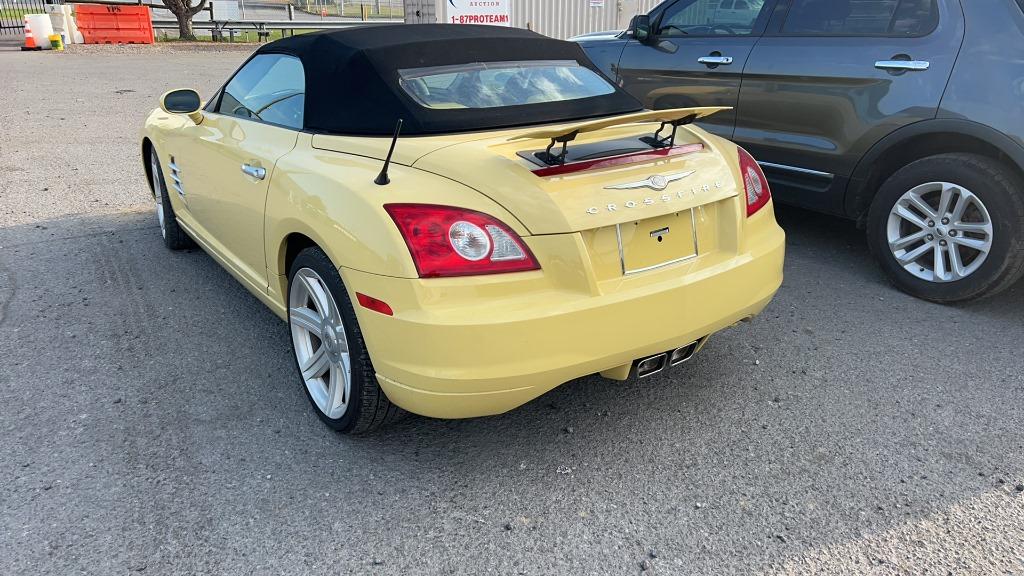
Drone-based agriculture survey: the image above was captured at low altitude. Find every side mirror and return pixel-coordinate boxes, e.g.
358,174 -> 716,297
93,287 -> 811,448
160,89 -> 203,124
631,14 -> 654,44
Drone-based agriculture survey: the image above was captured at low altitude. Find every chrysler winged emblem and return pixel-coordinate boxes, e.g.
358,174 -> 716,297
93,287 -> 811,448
603,171 -> 696,192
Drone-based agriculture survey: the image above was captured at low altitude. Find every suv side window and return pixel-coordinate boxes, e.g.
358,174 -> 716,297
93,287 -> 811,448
781,0 -> 938,36
657,0 -> 769,36
217,54 -> 305,130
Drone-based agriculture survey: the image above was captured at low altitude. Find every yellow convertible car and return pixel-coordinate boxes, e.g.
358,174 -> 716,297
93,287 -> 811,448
141,25 -> 784,433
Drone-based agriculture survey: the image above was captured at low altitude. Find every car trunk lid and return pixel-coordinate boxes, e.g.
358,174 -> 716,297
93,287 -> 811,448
412,107 -> 740,235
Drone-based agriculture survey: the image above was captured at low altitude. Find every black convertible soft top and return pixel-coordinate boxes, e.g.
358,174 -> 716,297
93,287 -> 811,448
254,24 -> 643,136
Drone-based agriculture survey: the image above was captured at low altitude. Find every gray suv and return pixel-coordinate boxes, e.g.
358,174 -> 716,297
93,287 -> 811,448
578,0 -> 1024,302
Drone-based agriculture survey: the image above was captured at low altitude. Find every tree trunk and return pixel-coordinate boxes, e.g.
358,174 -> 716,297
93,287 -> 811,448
162,0 -> 206,41
176,13 -> 195,40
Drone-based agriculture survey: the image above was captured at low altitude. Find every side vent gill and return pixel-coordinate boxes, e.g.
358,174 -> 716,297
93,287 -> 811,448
168,156 -> 184,199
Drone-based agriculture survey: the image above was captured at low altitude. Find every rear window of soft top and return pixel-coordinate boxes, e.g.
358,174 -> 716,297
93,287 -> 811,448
397,60 -> 616,110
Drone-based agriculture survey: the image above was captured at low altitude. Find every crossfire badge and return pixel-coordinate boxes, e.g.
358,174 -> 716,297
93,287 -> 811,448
588,171 -> 723,215
603,171 -> 695,192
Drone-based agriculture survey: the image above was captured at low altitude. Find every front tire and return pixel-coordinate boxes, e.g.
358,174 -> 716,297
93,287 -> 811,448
150,150 -> 194,250
867,154 -> 1024,303
287,247 -> 402,434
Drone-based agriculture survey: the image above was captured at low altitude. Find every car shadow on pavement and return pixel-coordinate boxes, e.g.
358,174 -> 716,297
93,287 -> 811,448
2,208 -> 1022,575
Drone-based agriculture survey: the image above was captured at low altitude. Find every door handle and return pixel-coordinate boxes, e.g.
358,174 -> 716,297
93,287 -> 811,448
240,163 -> 266,180
698,56 -> 734,66
875,60 -> 930,72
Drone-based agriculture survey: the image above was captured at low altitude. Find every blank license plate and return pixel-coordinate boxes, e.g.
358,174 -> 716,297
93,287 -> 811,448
617,211 -> 698,274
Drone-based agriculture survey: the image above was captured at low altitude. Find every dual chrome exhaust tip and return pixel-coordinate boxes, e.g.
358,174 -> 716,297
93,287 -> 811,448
635,339 -> 702,379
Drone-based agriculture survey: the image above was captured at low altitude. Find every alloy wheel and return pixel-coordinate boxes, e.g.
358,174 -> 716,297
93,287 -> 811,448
289,267 -> 352,420
886,182 -> 993,283
151,153 -> 167,239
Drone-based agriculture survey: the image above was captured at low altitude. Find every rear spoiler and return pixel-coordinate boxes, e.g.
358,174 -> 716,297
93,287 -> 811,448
509,106 -> 730,143
508,106 -> 729,176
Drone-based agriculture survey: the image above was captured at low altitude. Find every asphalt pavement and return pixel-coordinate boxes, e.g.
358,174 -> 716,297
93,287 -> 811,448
1,45 -> 1023,576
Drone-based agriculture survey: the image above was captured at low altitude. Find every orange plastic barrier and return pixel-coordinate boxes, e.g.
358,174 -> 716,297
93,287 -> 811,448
75,4 -> 154,45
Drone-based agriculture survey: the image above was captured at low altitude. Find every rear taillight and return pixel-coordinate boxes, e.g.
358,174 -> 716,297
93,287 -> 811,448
738,147 -> 771,217
384,204 -> 540,278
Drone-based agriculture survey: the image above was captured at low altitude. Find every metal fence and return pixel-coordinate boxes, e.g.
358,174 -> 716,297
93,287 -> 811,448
151,16 -> 400,41
289,0 -> 402,19
1,0 -> 62,34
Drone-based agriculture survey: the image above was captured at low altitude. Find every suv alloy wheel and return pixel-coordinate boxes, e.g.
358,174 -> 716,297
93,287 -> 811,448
867,154 -> 1024,302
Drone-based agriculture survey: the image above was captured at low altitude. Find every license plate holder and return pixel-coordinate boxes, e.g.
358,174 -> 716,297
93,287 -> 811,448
617,210 -> 698,275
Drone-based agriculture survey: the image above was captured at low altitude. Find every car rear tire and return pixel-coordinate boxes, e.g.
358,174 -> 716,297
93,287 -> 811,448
867,153 -> 1024,303
150,150 -> 195,250
287,247 -> 403,434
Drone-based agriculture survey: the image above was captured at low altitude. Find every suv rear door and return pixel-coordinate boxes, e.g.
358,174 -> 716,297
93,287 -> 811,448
615,0 -> 778,140
734,0 -> 964,214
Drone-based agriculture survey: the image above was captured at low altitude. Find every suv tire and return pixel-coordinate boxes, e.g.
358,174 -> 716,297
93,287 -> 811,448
867,153 -> 1024,303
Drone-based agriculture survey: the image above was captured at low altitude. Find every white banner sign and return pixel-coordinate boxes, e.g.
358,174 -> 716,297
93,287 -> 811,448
445,0 -> 511,26
209,0 -> 240,21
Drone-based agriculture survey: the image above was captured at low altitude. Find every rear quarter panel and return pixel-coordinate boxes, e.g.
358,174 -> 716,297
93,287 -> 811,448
262,134 -> 531,309
938,0 -> 1024,153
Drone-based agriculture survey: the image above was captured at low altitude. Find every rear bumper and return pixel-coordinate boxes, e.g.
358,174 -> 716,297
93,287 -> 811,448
344,224 -> 785,419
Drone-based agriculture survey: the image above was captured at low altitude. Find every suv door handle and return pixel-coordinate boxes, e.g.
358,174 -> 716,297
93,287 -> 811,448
240,163 -> 266,180
875,60 -> 930,72
698,56 -> 734,66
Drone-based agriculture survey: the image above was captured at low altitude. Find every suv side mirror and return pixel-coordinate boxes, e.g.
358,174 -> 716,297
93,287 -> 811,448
160,88 -> 203,124
631,14 -> 654,44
